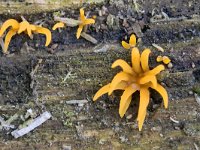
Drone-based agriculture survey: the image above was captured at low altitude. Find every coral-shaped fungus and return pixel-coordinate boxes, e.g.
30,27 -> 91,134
0,18 -> 51,53
52,8 -> 95,41
76,8 -> 95,39
93,48 -> 168,131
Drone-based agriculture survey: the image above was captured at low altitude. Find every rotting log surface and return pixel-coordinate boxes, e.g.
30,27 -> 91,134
0,0 -> 200,149
0,0 -> 105,15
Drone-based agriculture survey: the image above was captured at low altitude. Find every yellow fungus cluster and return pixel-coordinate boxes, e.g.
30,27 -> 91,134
0,8 -> 95,53
53,8 -> 95,39
0,19 -> 51,53
93,35 -> 169,131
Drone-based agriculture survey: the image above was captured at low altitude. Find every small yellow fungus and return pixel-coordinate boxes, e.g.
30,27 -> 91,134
92,15 -> 97,19
76,8 -> 95,39
156,56 -> 171,65
162,56 -> 171,64
121,34 -> 136,50
93,48 -> 168,131
156,56 -> 163,62
52,22 -> 65,30
152,43 -> 164,52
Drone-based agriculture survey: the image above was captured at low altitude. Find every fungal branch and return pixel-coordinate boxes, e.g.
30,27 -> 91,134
0,19 -> 20,53
93,34 -> 169,131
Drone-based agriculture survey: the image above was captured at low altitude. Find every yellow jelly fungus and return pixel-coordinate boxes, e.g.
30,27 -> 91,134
76,8 -> 95,39
122,34 -> 137,50
92,15 -> 97,19
162,56 -> 171,64
52,22 -> 65,30
93,48 -> 168,131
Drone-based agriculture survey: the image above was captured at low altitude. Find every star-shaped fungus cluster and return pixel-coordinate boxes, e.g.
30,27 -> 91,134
0,8 -> 95,53
93,47 -> 168,131
0,18 -> 51,53
53,8 -> 95,39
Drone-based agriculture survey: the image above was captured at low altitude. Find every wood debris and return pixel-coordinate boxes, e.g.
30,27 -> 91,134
194,143 -> 199,150
170,117 -> 179,124
194,94 -> 200,105
30,59 -> 43,78
54,16 -> 80,27
81,32 -> 97,44
0,114 -> 18,130
152,43 -> 164,52
0,37 -> 5,53
66,99 -> 88,106
11,111 -> 51,138
93,44 -> 117,53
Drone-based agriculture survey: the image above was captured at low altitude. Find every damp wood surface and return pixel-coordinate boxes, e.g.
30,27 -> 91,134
0,0 -> 105,14
0,0 -> 200,149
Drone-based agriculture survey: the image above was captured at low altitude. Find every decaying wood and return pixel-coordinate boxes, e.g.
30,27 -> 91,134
0,0 -> 200,149
0,40 -> 199,149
